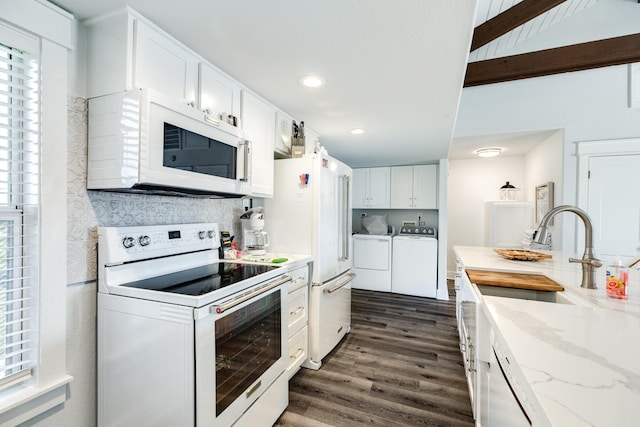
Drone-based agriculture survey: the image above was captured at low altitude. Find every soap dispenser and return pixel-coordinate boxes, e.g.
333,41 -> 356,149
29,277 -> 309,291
606,256 -> 629,299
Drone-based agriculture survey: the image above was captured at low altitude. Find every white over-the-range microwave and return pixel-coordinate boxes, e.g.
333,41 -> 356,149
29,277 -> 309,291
87,88 -> 251,197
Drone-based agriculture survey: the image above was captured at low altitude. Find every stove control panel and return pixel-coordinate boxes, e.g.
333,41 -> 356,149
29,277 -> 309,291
398,226 -> 436,236
99,223 -> 220,265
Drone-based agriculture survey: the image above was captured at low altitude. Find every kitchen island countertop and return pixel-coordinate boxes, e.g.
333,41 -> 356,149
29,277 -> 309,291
454,245 -> 640,427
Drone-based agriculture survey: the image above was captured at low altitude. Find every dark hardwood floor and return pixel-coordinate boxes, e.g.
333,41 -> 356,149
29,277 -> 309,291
275,286 -> 474,427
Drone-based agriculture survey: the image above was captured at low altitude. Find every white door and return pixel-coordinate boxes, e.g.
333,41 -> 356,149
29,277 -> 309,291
352,168 -> 369,208
587,155 -> 640,263
390,166 -> 414,208
413,164 -> 438,209
199,63 -> 241,119
241,91 -> 275,197
368,167 -> 391,208
317,157 -> 342,283
134,20 -> 198,104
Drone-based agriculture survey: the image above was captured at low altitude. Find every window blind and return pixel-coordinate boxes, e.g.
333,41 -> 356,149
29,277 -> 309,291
0,41 -> 40,389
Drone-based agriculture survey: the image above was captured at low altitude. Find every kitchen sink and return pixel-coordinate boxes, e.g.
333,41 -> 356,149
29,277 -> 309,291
477,285 -> 576,305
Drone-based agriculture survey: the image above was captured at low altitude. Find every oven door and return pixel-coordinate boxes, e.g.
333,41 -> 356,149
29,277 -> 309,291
194,275 -> 290,427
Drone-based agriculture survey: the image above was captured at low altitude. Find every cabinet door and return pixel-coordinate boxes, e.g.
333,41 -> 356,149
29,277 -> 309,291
352,169 -> 369,208
134,20 -> 199,104
241,91 -> 275,198
275,111 -> 293,156
199,63 -> 241,119
413,164 -> 438,209
368,167 -> 391,208
390,166 -> 414,208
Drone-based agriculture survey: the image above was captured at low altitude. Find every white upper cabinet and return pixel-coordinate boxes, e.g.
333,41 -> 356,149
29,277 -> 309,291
85,9 -> 198,103
390,164 -> 437,209
353,168 -> 390,208
199,63 -> 242,120
134,21 -> 199,104
241,91 -> 276,198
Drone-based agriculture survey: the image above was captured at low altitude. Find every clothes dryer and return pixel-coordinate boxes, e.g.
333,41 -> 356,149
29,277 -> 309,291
351,233 -> 393,292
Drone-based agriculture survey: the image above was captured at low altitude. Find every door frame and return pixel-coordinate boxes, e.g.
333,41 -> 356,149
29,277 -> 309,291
575,138 -> 640,255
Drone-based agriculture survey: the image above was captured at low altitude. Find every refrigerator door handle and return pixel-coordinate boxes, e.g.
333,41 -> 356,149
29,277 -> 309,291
339,174 -> 350,261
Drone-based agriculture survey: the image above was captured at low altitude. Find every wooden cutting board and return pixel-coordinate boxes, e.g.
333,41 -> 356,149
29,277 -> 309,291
466,269 -> 564,292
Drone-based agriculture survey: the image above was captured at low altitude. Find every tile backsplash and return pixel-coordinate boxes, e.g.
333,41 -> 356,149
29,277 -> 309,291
67,95 -> 243,284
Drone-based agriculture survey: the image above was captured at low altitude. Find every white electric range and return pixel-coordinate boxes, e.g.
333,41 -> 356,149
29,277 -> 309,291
97,222 -> 290,427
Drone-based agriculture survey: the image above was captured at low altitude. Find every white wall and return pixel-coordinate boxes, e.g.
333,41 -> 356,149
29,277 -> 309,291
447,156 -> 526,276
455,64 -> 640,253
524,130 -> 564,249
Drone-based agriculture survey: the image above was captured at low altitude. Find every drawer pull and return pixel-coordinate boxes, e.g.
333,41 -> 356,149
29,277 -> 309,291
290,306 -> 304,316
289,347 -> 305,360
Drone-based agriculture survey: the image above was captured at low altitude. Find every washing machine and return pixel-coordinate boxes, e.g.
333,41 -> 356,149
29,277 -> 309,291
351,233 -> 393,292
392,226 -> 438,298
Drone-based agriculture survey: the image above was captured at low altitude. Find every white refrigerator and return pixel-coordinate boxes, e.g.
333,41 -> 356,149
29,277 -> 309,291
263,153 -> 354,369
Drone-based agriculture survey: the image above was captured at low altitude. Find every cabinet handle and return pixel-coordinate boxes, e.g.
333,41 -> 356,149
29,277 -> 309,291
187,100 -> 196,108
289,347 -> 305,360
290,306 -> 304,316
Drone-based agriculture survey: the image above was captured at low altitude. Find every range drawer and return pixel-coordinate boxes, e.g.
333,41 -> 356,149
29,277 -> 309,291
287,326 -> 308,378
288,265 -> 309,293
288,285 -> 308,336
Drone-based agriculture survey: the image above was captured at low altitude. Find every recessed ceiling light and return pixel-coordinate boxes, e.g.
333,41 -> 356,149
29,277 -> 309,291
299,75 -> 325,88
350,128 -> 365,135
475,147 -> 502,158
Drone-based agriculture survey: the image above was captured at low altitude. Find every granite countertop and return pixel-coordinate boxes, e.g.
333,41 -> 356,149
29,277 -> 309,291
454,245 -> 640,426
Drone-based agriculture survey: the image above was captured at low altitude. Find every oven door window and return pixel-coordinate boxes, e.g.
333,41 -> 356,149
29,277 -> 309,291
215,290 -> 281,416
163,123 -> 237,179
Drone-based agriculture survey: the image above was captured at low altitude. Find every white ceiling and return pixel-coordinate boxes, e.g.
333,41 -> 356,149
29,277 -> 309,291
49,0 -> 639,167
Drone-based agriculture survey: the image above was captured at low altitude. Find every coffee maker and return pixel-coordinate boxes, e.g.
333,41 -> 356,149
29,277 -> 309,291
240,208 -> 270,255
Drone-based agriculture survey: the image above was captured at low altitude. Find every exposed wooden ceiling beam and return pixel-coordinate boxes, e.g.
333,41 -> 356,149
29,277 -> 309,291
464,33 -> 640,87
471,0 -> 568,52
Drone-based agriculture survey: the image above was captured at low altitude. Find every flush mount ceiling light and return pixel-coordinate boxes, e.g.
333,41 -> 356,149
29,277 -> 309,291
475,147 -> 502,158
350,128 -> 365,135
299,75 -> 325,88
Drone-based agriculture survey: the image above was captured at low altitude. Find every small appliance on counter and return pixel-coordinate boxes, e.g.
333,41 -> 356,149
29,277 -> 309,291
240,208 -> 270,255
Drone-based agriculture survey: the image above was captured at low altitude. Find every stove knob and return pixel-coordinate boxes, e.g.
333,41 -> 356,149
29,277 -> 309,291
122,236 -> 136,249
207,230 -> 215,239
139,235 -> 151,246
198,230 -> 206,239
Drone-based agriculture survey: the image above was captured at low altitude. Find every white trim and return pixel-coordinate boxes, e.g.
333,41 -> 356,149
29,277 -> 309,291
630,63 -> 640,109
576,137 -> 640,156
0,10 -> 71,426
0,375 -> 72,426
0,0 -> 73,49
575,138 -> 640,257
437,158 -> 449,300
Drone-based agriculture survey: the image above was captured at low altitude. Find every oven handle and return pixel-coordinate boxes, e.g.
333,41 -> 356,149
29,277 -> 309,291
211,274 -> 291,314
324,273 -> 356,294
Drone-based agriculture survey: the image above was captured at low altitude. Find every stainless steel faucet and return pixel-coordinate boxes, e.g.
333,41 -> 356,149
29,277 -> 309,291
533,205 -> 602,289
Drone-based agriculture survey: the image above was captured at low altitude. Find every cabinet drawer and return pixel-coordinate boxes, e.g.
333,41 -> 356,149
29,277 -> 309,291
288,285 -> 308,335
288,265 -> 309,293
287,326 -> 308,379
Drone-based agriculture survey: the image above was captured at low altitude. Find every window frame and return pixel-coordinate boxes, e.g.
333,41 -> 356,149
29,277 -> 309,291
0,2 -> 73,424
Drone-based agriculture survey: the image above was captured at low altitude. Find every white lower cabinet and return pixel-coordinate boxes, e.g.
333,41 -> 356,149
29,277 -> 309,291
456,257 -> 531,425
287,264 -> 310,378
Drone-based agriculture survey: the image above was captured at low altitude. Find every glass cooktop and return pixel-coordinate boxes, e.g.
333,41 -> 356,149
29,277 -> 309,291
123,263 -> 280,296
